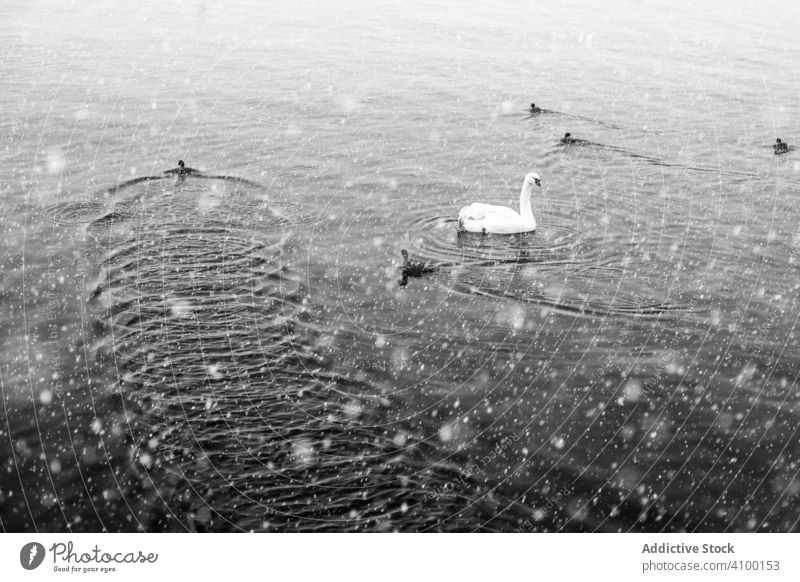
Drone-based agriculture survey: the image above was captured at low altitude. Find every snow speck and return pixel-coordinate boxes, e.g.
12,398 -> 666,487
439,424 -> 454,443
293,439 -> 314,465
46,147 -> 66,174
343,400 -> 362,418
622,379 -> 642,402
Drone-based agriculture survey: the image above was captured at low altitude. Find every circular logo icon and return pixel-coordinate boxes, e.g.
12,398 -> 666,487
20,542 -> 46,570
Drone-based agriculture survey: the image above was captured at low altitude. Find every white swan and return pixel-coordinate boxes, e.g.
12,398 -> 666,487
458,172 -> 540,234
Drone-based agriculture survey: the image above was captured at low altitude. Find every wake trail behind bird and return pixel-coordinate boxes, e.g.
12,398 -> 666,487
558,140 -> 758,179
527,108 -> 664,135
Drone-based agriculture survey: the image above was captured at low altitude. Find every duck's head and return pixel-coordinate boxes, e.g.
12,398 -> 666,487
178,160 -> 185,168
400,249 -> 409,260
524,172 -> 541,188
530,103 -> 536,109
777,138 -> 783,144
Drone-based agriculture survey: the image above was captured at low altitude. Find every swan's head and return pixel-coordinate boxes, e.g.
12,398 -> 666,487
524,172 -> 541,188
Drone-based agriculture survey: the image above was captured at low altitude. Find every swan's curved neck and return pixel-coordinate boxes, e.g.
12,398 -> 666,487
519,181 -> 536,228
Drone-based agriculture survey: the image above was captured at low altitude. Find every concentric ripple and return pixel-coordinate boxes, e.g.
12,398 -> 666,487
400,203 -> 692,318
63,172 -> 525,532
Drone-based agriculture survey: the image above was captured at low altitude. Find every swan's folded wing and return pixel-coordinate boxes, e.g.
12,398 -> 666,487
459,203 -> 519,221
458,204 -> 484,222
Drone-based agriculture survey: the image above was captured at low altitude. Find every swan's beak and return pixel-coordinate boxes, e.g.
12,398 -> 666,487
534,178 -> 541,187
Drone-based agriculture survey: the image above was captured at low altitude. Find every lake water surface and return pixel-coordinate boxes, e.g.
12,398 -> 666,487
2,0 -> 800,532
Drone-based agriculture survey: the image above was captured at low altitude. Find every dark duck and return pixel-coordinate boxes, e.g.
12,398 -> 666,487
560,132 -> 579,145
165,160 -> 199,177
399,250 -> 435,286
774,138 -> 790,155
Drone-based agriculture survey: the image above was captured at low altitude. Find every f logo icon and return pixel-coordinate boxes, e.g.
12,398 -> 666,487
20,542 -> 46,570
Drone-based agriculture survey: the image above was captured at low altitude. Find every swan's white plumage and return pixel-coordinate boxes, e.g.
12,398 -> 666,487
457,172 -> 540,234
459,203 -> 519,221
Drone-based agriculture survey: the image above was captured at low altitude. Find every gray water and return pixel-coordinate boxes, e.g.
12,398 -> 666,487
2,0 -> 800,532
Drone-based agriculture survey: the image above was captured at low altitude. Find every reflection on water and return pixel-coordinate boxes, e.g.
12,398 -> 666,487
2,0 -> 800,533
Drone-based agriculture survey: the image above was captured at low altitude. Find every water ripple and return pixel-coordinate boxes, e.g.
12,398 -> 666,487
74,172 -> 520,532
